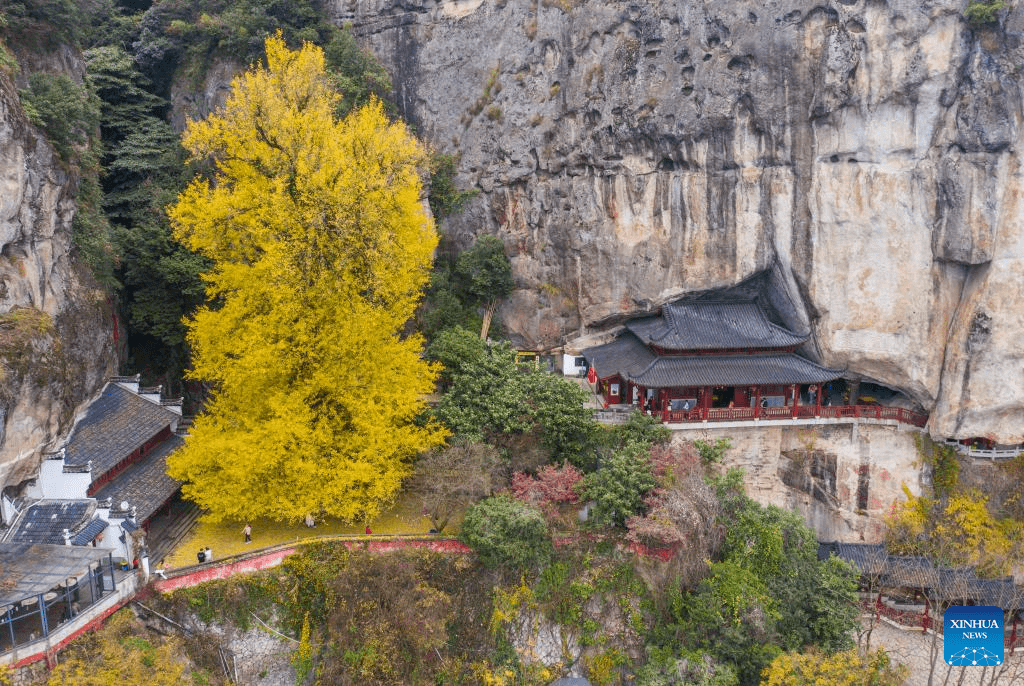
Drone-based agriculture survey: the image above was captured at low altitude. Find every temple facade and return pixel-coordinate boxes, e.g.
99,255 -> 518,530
582,300 -> 927,428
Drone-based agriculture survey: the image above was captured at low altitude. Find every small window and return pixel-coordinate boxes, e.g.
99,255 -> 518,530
610,383 -> 620,397
575,357 -> 587,367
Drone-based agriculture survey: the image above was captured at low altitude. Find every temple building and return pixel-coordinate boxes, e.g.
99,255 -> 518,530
1,376 -> 184,563
582,299 -> 927,427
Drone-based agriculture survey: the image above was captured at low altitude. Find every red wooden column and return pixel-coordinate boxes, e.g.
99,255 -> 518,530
790,384 -> 799,418
753,386 -> 762,418
813,384 -> 822,417
700,386 -> 710,421
661,389 -> 669,422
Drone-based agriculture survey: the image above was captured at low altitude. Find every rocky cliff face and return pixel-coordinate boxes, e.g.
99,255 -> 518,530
327,0 -> 1024,442
0,65 -> 115,492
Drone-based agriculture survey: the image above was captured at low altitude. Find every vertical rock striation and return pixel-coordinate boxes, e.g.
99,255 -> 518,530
0,67 -> 115,492
327,0 -> 1024,442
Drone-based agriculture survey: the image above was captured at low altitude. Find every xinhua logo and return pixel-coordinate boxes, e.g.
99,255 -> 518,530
944,606 -> 1004,666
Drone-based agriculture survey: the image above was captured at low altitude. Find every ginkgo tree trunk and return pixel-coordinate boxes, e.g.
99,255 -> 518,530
167,35 -> 446,522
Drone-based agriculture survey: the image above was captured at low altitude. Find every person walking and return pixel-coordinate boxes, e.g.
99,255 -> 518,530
242,523 -> 252,543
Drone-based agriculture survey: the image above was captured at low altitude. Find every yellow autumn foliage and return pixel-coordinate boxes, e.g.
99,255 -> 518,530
760,648 -> 907,686
887,485 -> 1019,576
46,611 -> 197,686
167,35 -> 446,522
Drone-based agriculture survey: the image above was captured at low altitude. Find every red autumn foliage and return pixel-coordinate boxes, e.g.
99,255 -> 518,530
510,463 -> 583,518
648,443 -> 700,483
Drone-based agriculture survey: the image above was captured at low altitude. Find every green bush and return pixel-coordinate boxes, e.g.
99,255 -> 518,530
964,0 -> 1008,25
19,72 -> 99,161
459,495 -> 551,568
428,152 -> 478,219
579,444 -> 657,527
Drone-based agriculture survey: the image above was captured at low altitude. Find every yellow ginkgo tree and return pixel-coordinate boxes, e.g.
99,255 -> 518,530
167,34 -> 446,522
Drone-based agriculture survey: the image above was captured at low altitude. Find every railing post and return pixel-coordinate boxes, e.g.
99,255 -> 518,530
39,593 -> 49,637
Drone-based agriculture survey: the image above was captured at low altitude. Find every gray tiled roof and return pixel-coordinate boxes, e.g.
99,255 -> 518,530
629,353 -> 842,388
583,332 -> 656,380
627,300 -> 807,351
70,517 -> 109,546
4,500 -> 95,545
880,556 -> 939,589
65,383 -> 178,477
92,435 -> 183,525
821,542 -> 888,574
819,543 -> 1023,608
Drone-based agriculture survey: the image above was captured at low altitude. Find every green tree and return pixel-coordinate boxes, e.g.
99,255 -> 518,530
723,500 -> 858,655
166,36 -> 445,522
578,443 -> 658,527
429,326 -> 594,464
459,495 -> 551,568
964,0 -> 1009,25
0,0 -> 83,48
323,550 -> 454,685
85,45 -> 207,375
427,152 -> 478,219
454,234 -> 514,339
676,561 -> 781,685
323,24 -> 392,115
19,71 -> 99,161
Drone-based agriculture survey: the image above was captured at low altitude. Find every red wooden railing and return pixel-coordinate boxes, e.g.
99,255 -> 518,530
654,404 -> 927,428
860,598 -> 1024,649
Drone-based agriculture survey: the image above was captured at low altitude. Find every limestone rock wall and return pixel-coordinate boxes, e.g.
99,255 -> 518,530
328,0 -> 1024,442
675,423 -> 923,543
0,66 -> 115,492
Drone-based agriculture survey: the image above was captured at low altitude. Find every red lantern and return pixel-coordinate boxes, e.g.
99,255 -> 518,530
587,366 -> 597,384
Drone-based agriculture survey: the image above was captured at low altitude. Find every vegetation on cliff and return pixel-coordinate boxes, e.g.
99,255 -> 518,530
141,440 -> 861,686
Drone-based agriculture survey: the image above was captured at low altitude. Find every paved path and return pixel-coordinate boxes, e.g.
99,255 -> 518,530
866,619 -> 1024,685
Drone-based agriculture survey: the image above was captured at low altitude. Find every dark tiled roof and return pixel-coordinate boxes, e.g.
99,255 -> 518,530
70,517 -> 109,546
92,435 -> 183,524
879,556 -> 939,589
65,383 -> 178,477
0,543 -> 114,607
823,542 -> 888,574
818,542 -> 1023,608
629,353 -> 842,388
974,578 -> 1024,609
5,500 -> 95,545
582,332 -> 656,380
627,300 -> 807,351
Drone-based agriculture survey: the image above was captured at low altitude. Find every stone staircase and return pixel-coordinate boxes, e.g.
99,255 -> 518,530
148,499 -> 202,565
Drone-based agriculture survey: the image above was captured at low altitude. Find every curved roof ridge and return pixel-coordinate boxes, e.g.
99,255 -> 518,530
654,304 -> 678,342
631,356 -> 661,381
751,298 -> 812,340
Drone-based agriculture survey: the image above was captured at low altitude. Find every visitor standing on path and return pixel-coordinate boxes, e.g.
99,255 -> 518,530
242,523 -> 252,543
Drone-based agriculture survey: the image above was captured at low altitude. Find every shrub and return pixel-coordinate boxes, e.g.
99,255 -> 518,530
460,495 -> 551,568
19,71 -> 99,161
510,463 -> 583,522
579,445 -> 657,527
964,0 -> 1008,25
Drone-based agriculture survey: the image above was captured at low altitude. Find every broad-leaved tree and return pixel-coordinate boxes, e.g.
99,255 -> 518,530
167,35 -> 445,522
